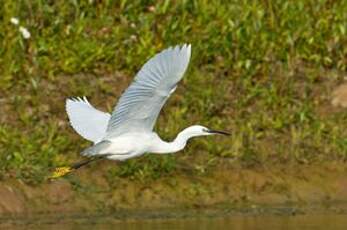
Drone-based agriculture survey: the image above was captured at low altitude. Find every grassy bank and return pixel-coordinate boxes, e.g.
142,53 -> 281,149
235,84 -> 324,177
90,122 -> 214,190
0,0 -> 347,185
1,161 -> 347,215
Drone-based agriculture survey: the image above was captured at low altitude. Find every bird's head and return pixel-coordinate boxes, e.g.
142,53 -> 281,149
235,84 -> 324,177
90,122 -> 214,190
185,125 -> 230,137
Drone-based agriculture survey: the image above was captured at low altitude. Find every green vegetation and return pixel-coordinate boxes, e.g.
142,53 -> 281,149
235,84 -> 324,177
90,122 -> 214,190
0,0 -> 347,183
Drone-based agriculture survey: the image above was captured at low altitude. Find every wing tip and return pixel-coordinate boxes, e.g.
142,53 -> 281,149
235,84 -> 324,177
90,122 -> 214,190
65,96 -> 90,126
168,43 -> 191,52
66,96 -> 89,104
183,43 -> 191,59
155,44 -> 191,61
176,44 -> 191,60
178,43 -> 191,65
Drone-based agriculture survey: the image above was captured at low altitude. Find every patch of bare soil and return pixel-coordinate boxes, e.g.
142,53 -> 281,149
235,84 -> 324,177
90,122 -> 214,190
332,82 -> 347,108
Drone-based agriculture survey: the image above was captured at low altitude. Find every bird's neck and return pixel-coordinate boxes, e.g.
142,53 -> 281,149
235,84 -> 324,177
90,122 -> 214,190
152,128 -> 195,154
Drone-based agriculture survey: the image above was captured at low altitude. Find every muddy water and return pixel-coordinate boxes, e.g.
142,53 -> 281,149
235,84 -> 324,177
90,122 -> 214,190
3,213 -> 347,230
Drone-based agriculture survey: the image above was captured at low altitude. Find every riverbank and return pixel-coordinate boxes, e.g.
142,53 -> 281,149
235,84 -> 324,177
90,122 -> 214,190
1,161 -> 346,216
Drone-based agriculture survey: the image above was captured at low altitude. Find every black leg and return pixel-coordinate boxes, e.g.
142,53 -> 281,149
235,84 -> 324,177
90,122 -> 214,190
71,156 -> 105,169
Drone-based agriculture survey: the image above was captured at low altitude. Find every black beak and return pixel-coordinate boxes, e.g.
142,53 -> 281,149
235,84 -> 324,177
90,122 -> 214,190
207,129 -> 231,136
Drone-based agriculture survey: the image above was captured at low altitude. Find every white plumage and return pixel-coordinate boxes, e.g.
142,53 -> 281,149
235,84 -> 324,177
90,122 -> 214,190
65,44 -> 229,162
66,97 -> 110,143
105,44 -> 191,138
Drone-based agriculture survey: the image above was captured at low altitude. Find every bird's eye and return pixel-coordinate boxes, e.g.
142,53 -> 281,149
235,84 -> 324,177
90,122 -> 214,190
202,128 -> 209,132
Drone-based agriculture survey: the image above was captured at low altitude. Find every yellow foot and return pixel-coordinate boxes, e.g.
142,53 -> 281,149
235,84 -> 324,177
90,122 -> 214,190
49,166 -> 73,179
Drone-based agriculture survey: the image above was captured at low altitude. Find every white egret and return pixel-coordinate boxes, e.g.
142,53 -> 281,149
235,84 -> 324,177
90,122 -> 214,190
51,44 -> 229,178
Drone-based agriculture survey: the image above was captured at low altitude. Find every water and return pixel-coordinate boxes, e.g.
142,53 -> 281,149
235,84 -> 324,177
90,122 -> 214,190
2,213 -> 347,230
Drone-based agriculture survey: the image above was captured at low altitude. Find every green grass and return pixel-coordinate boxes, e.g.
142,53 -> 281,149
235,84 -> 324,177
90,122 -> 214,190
0,0 -> 347,183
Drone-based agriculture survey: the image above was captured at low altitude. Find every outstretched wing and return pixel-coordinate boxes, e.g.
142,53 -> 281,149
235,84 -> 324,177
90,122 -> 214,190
104,44 -> 191,138
66,97 -> 111,143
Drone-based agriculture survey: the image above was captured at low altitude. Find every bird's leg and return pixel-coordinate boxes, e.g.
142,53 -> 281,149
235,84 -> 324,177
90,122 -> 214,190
70,156 -> 104,170
49,155 -> 106,179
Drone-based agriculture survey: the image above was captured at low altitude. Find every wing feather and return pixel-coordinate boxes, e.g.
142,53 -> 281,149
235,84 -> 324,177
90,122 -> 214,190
105,44 -> 191,138
66,97 -> 111,143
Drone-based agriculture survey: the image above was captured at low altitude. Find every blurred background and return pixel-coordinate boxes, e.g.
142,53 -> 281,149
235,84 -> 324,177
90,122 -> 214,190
0,0 -> 347,224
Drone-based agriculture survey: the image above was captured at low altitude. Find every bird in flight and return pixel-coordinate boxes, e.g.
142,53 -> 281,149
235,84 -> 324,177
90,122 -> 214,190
51,44 -> 229,178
